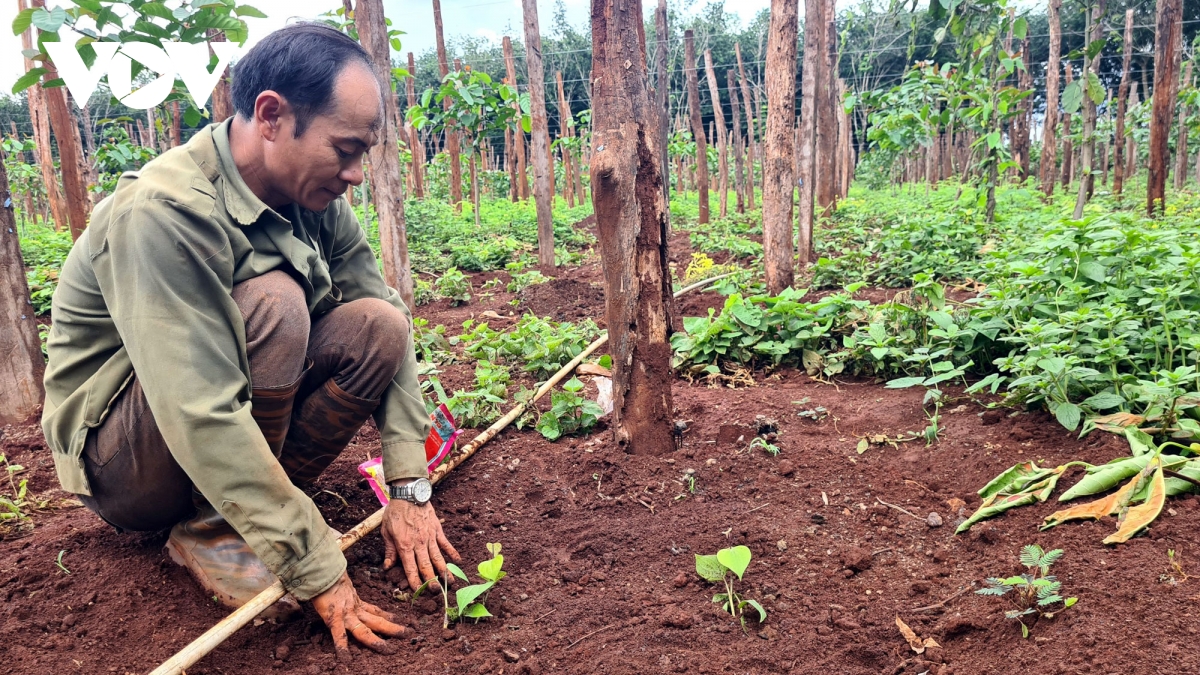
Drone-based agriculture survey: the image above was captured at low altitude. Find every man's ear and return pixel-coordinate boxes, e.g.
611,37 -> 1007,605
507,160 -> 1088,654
254,90 -> 290,142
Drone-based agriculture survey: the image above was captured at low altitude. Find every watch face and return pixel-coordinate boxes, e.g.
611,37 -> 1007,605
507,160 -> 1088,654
413,479 -> 433,503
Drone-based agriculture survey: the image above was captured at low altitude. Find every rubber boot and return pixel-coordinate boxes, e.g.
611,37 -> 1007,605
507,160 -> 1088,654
250,363 -> 308,458
280,379 -> 380,485
165,495 -> 302,621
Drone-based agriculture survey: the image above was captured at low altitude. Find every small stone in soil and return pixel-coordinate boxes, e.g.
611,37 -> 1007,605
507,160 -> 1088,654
442,629 -> 457,641
777,459 -> 795,476
501,648 -> 520,663
777,540 -> 787,551
673,573 -> 688,588
274,645 -> 290,661
926,512 -> 944,528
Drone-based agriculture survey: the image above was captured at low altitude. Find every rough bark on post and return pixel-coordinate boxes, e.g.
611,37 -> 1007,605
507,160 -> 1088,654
1060,62 -> 1073,189
589,0 -> 675,456
728,70 -> 746,214
815,0 -> 837,214
405,52 -> 426,200
1040,0 -> 1062,196
170,100 -> 183,147
1174,58 -> 1193,190
1113,9 -> 1134,196
1127,82 -> 1139,179
521,0 -> 556,271
1073,0 -> 1104,219
18,1 -> 68,235
735,43 -> 757,209
556,71 -> 575,208
1013,36 -> 1032,180
207,29 -> 234,123
683,30 -> 709,225
502,37 -> 530,202
703,51 -> 729,219
796,0 -> 821,267
0,160 -> 45,425
432,0 -> 464,211
1148,0 -> 1183,215
655,0 -> 671,214
763,0 -> 799,292
356,0 -> 414,308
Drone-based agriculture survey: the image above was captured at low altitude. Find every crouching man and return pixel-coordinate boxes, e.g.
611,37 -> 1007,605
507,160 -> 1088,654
40,22 -> 457,658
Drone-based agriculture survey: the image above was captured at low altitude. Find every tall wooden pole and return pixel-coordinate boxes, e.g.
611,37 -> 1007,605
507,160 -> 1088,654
815,0 -> 837,213
1174,58 -> 1193,190
405,52 -> 426,200
1113,10 -> 1134,195
31,0 -> 89,240
796,0 -> 821,268
207,29 -> 234,123
735,43 -> 757,210
502,37 -> 530,202
1040,0 -> 1062,196
683,30 -> 709,225
1148,0 -> 1183,214
0,159 -> 45,425
555,71 -> 575,208
763,0 -> 799,292
432,0 -> 464,211
522,0 -> 556,271
589,0 -> 675,456
1127,82 -> 1139,179
728,69 -> 746,214
356,0 -> 414,307
654,0 -> 671,214
1073,0 -> 1105,219
18,0 -> 67,234
703,50 -> 730,219
1060,62 -> 1073,189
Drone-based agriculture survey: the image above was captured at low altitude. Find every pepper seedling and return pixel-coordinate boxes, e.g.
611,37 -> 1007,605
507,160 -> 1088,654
414,542 -> 506,628
694,545 -> 766,630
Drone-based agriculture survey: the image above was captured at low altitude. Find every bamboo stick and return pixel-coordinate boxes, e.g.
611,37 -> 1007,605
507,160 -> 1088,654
148,273 -> 732,675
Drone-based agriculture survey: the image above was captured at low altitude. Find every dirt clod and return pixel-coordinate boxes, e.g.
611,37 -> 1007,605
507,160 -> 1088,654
501,648 -> 520,663
777,459 -> 796,476
926,512 -> 943,528
672,573 -> 688,588
841,548 -> 874,573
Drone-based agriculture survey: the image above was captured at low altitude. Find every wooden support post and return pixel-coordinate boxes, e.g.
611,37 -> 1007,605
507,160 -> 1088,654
796,0 -> 820,268
735,43 -> 757,210
763,0 -> 799,291
432,0 -> 464,211
1073,0 -> 1105,219
522,0 -> 555,271
589,0 -> 675,455
18,0 -> 68,235
502,37 -> 529,202
837,79 -> 851,199
1148,0 -> 1183,214
728,69 -> 746,214
170,100 -> 183,147
356,0 -> 414,307
0,160 -> 45,425
1060,62 -> 1073,189
703,50 -> 729,219
655,0 -> 671,216
207,29 -> 234,123
556,71 -> 575,208
404,53 -> 426,200
1175,58 -> 1193,190
815,0 -> 837,214
683,30 -> 709,225
1113,9 -> 1134,196
1041,0 -> 1062,196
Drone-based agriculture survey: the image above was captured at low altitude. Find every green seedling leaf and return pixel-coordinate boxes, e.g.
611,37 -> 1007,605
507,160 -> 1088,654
411,578 -> 433,601
743,598 -> 767,623
477,553 -> 505,583
695,554 -> 726,583
461,602 -> 492,619
455,581 -> 494,611
1054,402 -> 1082,432
716,546 -> 752,580
1064,597 -> 1078,608
446,562 -> 469,582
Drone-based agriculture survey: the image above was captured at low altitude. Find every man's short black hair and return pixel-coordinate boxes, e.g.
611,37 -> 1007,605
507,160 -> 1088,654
232,22 -> 376,136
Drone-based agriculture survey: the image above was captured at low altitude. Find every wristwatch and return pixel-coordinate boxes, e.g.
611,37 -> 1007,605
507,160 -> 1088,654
389,478 -> 433,505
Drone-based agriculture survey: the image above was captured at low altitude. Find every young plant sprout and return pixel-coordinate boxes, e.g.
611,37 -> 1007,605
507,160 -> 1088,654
694,545 -> 766,631
415,542 -> 506,629
976,544 -> 1077,638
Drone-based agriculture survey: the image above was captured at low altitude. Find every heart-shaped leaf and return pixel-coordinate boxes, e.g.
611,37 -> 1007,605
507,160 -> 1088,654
694,554 -> 726,582
455,581 -> 493,612
716,545 -> 752,580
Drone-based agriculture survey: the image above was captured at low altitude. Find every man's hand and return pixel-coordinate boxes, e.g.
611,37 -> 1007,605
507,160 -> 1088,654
311,572 -> 406,662
381,491 -> 461,592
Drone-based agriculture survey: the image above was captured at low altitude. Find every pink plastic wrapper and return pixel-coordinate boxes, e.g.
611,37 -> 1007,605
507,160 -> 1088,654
358,403 -> 462,506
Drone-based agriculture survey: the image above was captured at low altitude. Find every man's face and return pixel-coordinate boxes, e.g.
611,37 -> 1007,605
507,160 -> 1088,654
265,62 -> 382,212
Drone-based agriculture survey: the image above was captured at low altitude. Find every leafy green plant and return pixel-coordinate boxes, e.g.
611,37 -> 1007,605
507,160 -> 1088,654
414,278 -> 438,306
694,545 -> 766,630
415,542 -> 506,628
435,267 -> 472,306
55,550 -> 70,575
0,453 -> 32,537
976,544 -> 1077,638
459,315 -> 601,380
507,269 -> 549,294
745,436 -> 780,456
535,377 -> 603,441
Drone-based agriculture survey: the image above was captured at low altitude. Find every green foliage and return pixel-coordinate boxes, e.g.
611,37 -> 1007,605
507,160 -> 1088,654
415,542 -> 505,628
458,315 -> 601,380
427,361 -> 509,428
91,124 -> 156,195
0,453 -> 33,537
435,267 -> 471,306
976,544 -> 1076,638
505,261 -> 549,293
535,377 -> 603,441
25,266 -> 57,315
694,545 -> 766,630
413,278 -> 438,307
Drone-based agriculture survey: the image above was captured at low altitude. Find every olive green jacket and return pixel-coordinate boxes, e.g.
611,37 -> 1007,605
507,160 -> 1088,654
41,120 -> 429,600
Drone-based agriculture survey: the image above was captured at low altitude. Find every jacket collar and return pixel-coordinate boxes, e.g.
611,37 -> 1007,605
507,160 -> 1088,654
207,118 -> 290,228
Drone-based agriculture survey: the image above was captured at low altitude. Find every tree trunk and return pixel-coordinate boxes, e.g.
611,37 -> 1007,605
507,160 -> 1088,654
356,0 -> 414,308
1014,36 -> 1032,180
1040,0 -> 1062,196
556,70 -> 576,208
728,69 -> 746,214
837,79 -> 851,199
684,30 -> 709,225
763,0 -> 799,292
0,160 -> 45,425
1073,0 -> 1104,219
170,100 -> 183,147
1148,0 -> 1183,215
405,52 -> 426,200
1113,9 -> 1133,196
432,0 -> 464,211
1060,62 -> 1073,189
502,37 -> 530,202
522,0 -> 556,271
735,43 -> 757,210
207,29 -> 235,123
470,153 -> 482,227
589,0 -> 675,456
1175,58 -> 1193,190
796,0 -> 821,268
703,50 -> 729,219
815,0 -> 837,214
1127,82 -> 1140,179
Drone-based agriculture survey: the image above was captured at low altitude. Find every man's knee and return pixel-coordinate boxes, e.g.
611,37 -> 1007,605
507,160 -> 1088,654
233,271 -> 310,386
354,299 -> 411,372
